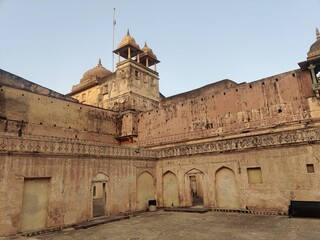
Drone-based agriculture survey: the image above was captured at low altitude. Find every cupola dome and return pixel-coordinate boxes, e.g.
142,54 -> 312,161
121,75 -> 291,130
307,28 -> 320,60
139,42 -> 160,68
113,30 -> 142,60
81,59 -> 112,82
117,30 -> 140,50
141,42 -> 157,59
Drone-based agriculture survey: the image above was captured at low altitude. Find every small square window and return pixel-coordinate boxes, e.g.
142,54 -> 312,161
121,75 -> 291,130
247,167 -> 263,184
306,164 -> 315,173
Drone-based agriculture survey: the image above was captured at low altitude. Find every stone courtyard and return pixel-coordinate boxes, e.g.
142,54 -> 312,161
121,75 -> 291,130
5,211 -> 320,240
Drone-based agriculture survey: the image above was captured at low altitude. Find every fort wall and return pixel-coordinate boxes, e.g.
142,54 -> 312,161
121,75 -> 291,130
137,70 -> 313,147
156,144 -> 320,211
0,84 -> 119,144
0,135 -> 156,236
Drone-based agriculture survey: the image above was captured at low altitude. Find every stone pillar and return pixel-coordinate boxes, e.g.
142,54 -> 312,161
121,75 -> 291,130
128,47 -> 131,59
308,64 -> 317,84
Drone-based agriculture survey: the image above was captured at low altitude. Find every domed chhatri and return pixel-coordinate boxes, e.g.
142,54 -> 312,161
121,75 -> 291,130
307,28 -> 320,60
117,29 -> 140,50
113,30 -> 142,60
81,59 -> 112,82
141,42 -> 157,59
140,42 -> 160,68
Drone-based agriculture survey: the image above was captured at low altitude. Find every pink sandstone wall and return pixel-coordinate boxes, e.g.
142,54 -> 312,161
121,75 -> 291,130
0,85 -> 119,144
0,153 -> 156,236
137,70 -> 313,147
156,144 -> 320,211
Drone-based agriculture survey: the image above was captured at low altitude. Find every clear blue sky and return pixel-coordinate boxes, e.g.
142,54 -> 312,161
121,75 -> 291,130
0,0 -> 319,97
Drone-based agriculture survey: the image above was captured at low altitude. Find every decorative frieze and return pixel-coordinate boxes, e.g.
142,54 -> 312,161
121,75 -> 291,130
0,135 -> 157,159
157,128 -> 320,158
1,128 -> 319,160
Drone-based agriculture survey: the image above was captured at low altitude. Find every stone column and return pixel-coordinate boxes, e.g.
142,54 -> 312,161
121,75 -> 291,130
308,64 -> 317,84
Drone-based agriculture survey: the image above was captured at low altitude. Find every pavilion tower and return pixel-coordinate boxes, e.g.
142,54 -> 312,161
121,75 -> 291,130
109,30 -> 160,112
299,28 -> 320,96
110,30 -> 160,143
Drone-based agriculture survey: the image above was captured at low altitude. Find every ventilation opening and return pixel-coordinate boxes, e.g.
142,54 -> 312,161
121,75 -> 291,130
306,164 -> 315,173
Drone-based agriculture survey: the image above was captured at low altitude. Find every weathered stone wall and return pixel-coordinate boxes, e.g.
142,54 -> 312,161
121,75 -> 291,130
71,84 -> 102,107
0,135 -> 156,236
0,85 -> 118,144
0,69 -> 77,102
114,60 -> 159,102
156,141 -> 320,212
137,70 -> 313,147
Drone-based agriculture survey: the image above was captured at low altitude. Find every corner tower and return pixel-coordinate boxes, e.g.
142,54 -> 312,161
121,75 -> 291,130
108,30 -> 160,112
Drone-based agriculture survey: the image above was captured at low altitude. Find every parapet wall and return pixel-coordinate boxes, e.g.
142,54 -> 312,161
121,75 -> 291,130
137,70 -> 313,147
0,84 -> 119,144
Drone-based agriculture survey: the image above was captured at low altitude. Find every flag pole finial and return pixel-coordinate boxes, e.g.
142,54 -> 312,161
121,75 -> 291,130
112,8 -> 116,72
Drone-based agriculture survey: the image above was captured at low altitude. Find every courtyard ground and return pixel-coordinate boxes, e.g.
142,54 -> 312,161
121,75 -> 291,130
3,210 -> 320,240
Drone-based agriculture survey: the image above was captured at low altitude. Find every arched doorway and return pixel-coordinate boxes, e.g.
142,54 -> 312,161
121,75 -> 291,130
137,172 -> 156,210
185,169 -> 205,207
163,171 -> 179,207
92,173 -> 109,218
215,167 -> 240,209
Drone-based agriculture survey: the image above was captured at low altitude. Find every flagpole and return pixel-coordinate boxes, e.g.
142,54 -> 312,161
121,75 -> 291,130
112,8 -> 116,72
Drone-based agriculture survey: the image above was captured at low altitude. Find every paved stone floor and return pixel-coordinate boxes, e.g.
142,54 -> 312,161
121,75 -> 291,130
5,210 -> 320,240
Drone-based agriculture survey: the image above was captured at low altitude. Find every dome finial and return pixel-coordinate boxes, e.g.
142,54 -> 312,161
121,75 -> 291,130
98,58 -> 102,66
144,41 -> 148,47
127,29 -> 130,36
316,28 -> 320,39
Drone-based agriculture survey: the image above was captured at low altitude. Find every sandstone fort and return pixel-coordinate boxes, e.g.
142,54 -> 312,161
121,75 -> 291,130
0,28 -> 320,236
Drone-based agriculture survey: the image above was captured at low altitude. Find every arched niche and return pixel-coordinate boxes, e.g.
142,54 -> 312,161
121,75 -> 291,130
92,172 -> 109,182
215,167 -> 240,209
137,171 -> 156,209
163,171 -> 179,207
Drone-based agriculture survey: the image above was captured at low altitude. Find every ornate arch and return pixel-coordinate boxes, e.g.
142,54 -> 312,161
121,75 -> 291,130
92,172 -> 109,182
